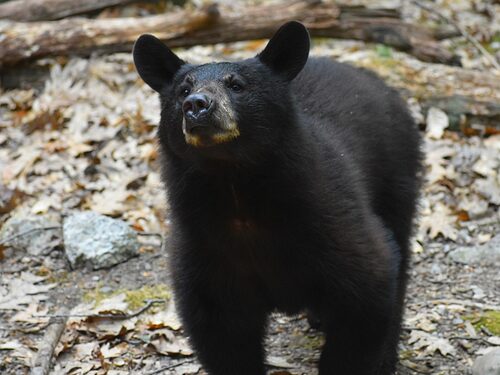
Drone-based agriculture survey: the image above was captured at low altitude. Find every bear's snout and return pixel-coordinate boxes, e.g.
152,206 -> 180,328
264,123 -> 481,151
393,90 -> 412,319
181,87 -> 239,147
183,93 -> 213,124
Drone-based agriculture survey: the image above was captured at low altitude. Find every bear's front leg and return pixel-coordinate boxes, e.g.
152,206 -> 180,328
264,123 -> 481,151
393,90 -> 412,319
319,298 -> 395,375
174,279 -> 268,375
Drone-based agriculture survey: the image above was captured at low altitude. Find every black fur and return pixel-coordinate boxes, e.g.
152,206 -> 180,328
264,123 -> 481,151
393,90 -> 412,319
133,21 -> 422,375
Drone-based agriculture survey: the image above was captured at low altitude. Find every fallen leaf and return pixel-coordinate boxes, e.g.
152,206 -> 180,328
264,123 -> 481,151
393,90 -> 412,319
426,107 -> 449,140
408,330 -> 456,357
474,176 -> 500,205
100,342 -> 129,359
419,202 -> 458,241
0,339 -> 36,366
144,303 -> 182,331
266,355 -> 295,369
84,318 -> 137,340
0,273 -> 57,310
148,329 -> 192,356
148,336 -> 193,356
0,186 -> 24,214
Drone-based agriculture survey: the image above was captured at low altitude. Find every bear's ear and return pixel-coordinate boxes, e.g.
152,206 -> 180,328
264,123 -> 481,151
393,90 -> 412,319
258,21 -> 310,81
133,34 -> 185,92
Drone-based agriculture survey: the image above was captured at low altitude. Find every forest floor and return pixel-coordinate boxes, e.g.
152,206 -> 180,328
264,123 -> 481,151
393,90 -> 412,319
1,1 -> 499,374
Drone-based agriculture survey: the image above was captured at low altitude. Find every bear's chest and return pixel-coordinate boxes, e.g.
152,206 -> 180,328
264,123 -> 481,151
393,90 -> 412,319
215,215 -> 317,312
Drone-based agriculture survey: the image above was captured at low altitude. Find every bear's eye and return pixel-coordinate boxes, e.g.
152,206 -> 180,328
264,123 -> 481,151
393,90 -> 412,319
230,82 -> 243,92
181,87 -> 191,97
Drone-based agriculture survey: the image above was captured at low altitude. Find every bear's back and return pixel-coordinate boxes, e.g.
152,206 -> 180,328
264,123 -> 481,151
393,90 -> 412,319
291,57 -> 421,248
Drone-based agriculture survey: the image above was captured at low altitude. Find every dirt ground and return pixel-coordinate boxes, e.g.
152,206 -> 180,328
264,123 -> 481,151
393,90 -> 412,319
1,217 -> 499,374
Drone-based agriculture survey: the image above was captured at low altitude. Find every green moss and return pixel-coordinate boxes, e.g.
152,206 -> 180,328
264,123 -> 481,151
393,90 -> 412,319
375,44 -> 393,58
82,282 -> 110,306
83,284 -> 171,311
45,270 -> 69,284
465,311 -> 500,335
399,350 -> 415,360
123,285 -> 171,310
301,334 -> 325,350
361,55 -> 399,72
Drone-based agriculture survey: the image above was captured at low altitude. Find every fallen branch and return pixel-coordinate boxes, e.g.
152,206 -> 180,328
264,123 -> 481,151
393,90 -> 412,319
449,336 -> 492,345
35,299 -> 166,320
30,308 -> 68,375
0,226 -> 61,245
145,359 -> 196,375
347,50 -> 500,125
399,359 -> 432,374
137,231 -> 164,249
0,0 -> 459,68
410,0 -> 500,72
0,0 -> 136,22
429,299 -> 500,311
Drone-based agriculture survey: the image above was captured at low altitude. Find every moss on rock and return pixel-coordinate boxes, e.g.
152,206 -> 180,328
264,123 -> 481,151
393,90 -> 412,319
465,310 -> 500,335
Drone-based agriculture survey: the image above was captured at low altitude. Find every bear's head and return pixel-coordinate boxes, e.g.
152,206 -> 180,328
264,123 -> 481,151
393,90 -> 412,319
133,21 -> 309,165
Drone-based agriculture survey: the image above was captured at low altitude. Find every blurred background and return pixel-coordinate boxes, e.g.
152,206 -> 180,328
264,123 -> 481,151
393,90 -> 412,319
0,1 -> 499,374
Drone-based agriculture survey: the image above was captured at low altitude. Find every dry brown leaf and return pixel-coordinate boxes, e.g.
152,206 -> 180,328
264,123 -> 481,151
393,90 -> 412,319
474,175 -> 500,205
0,273 -> 57,310
0,186 -> 24,214
86,188 -> 133,216
11,303 -> 49,326
2,146 -> 41,184
0,339 -> 36,366
148,335 -> 193,356
84,318 -> 137,340
419,203 -> 458,241
426,107 -> 449,140
408,330 -> 456,357
144,303 -> 182,331
424,146 -> 456,185
54,329 -> 80,357
100,342 -> 129,359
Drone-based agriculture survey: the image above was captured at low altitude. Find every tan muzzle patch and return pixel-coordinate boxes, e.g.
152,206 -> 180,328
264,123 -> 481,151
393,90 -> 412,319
182,86 -> 240,147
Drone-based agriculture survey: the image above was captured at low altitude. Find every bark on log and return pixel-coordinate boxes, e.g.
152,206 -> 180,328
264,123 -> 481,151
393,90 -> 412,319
347,51 -> 500,126
0,0 -> 136,21
0,0 -> 459,68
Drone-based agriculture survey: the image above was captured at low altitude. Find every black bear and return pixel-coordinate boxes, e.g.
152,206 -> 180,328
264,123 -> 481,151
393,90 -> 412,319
133,21 -> 421,375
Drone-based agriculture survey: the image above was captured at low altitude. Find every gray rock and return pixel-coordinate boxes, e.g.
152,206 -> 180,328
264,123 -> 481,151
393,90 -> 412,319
63,211 -> 140,270
473,348 -> 500,375
449,236 -> 500,265
0,214 -> 62,255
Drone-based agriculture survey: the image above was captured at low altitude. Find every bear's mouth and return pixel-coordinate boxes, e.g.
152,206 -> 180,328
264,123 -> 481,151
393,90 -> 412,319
182,117 -> 240,148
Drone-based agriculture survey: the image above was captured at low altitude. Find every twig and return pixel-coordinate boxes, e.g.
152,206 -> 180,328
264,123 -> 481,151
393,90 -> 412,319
136,231 -> 164,248
30,308 -> 69,375
136,232 -> 163,239
34,299 -> 166,320
430,299 -> 500,311
410,0 -> 500,72
449,336 -> 491,345
399,359 -> 432,374
0,226 -> 61,245
144,359 -> 195,375
481,326 -> 494,336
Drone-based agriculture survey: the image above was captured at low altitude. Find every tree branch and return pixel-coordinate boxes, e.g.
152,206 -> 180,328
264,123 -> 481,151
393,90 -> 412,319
0,0 -> 460,68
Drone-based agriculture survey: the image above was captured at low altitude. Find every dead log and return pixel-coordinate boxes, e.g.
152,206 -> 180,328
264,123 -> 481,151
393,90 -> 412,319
0,0 -> 136,21
348,51 -> 500,127
0,0 -> 459,68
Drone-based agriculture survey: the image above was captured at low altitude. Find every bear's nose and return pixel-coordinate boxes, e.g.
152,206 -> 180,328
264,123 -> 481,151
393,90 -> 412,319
183,93 -> 212,120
